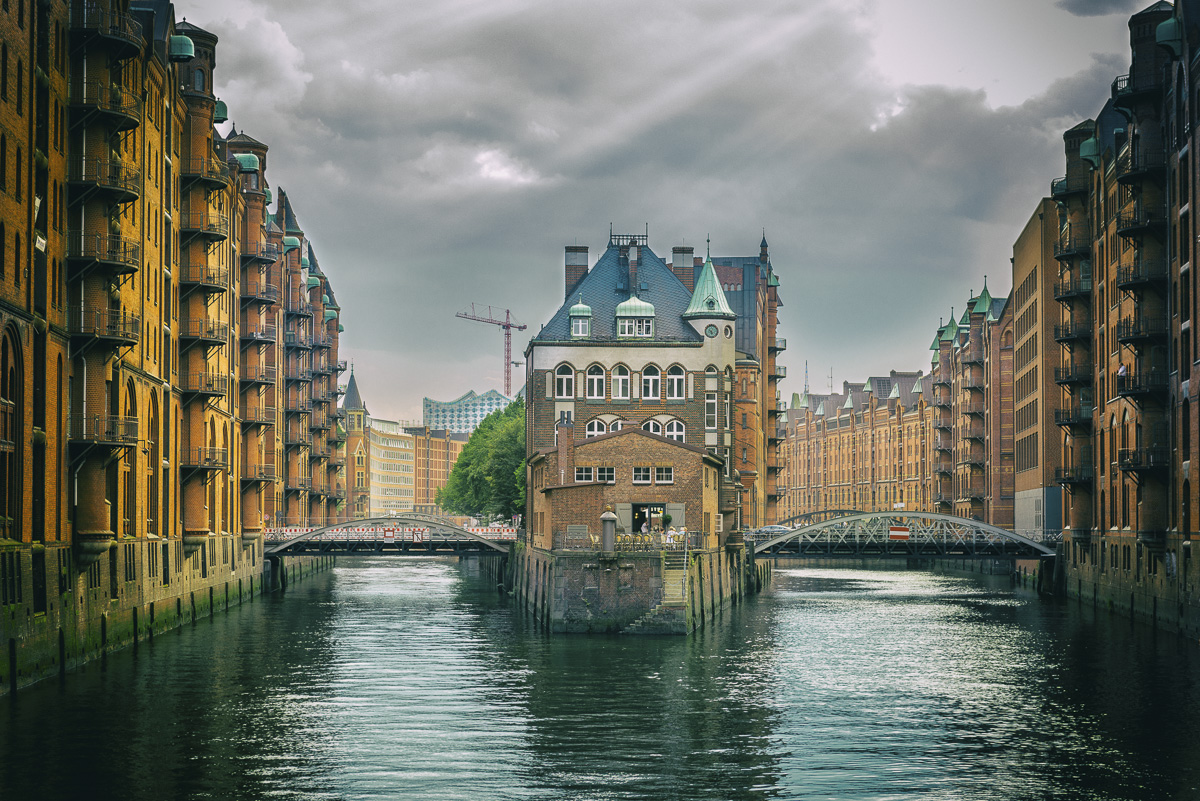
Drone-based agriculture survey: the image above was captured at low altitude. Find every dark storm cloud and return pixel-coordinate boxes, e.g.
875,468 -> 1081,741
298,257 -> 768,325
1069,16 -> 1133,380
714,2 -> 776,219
182,0 -> 1134,417
1055,0 -> 1143,17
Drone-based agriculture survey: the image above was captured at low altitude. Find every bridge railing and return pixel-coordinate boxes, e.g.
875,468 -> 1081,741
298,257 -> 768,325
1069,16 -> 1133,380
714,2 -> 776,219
264,525 -> 519,543
551,531 -> 694,551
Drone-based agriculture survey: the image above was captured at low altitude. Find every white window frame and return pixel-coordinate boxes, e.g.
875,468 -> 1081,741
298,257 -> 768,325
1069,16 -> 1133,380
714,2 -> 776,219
642,365 -> 660,400
571,317 -> 590,337
665,420 -> 685,442
666,366 -> 685,399
575,466 -> 593,483
597,466 -> 615,483
705,393 -> 718,429
655,466 -> 674,484
586,365 -> 605,399
585,419 -> 606,438
612,365 -> 630,399
632,466 -> 651,484
555,364 -> 574,399
642,419 -> 662,435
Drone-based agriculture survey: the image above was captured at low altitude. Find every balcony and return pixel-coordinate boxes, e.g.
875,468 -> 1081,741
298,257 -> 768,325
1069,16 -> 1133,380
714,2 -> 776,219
179,372 -> 229,399
1115,314 -> 1168,344
933,493 -> 954,506
284,331 -> 312,350
336,360 -> 348,373
285,475 -> 312,493
240,365 -> 277,386
70,4 -> 143,58
179,262 -> 229,294
934,461 -> 952,476
179,318 -> 229,347
240,322 -> 278,344
241,242 -> 281,265
1112,72 -> 1162,110
1055,464 -> 1095,486
1050,174 -> 1089,200
181,447 -> 230,474
241,464 -> 277,485
1054,232 -> 1091,260
961,402 -> 985,416
179,211 -> 229,243
66,233 -> 140,279
1137,530 -> 1167,551
961,375 -> 985,391
68,80 -> 143,132
330,455 -> 346,467
1116,205 -> 1166,238
310,416 -> 331,432
1115,148 -> 1164,184
769,337 -> 786,351
330,487 -> 347,501
70,308 -> 140,348
957,454 -> 985,467
1054,363 -> 1092,386
309,445 -> 331,460
331,428 -> 347,442
312,362 -> 333,376
1116,258 -> 1167,291
934,437 -> 951,452
179,154 -> 231,190
931,397 -> 950,408
772,365 -> 786,379
1054,318 -> 1092,344
932,375 -> 950,388
1116,370 -> 1169,399
241,281 -> 281,305
285,397 -> 312,414
285,300 -> 314,318
69,414 -> 138,448
240,406 -> 276,426
336,383 -> 347,395
933,419 -> 951,432
285,367 -> 313,383
283,430 -> 309,447
960,351 -> 984,366
312,334 -> 332,350
1054,405 -> 1094,428
964,425 -> 985,441
67,156 -> 141,203
1117,446 -> 1169,473
957,487 -> 985,501
1053,276 -> 1092,302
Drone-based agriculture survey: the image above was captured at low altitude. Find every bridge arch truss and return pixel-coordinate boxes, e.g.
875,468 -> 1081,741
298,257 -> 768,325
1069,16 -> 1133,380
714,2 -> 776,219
264,514 -> 509,556
754,512 -> 1056,559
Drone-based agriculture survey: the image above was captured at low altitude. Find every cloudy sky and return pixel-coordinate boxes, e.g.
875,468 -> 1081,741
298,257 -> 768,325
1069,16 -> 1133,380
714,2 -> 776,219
179,0 -> 1143,420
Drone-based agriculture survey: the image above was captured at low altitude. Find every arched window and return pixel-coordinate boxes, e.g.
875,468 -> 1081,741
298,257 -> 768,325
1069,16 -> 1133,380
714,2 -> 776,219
0,134 -> 6,191
585,419 -> 606,438
612,365 -> 630,399
642,365 -> 660,400
0,331 -> 21,540
666,365 -> 684,399
555,364 -> 574,398
194,68 -> 205,92
665,420 -> 685,442
609,419 -> 623,432
642,419 -> 662,435
586,365 -> 604,399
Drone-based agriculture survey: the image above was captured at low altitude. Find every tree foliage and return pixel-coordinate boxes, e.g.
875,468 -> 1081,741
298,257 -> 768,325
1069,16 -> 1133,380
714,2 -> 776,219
436,397 -> 525,521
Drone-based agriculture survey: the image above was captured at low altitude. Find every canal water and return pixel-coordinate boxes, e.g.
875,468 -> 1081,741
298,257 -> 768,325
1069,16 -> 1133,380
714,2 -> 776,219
3,559 -> 1198,801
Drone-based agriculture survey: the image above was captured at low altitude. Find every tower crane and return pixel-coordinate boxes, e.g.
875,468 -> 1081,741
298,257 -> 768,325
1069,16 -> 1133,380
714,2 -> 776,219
455,304 -> 527,397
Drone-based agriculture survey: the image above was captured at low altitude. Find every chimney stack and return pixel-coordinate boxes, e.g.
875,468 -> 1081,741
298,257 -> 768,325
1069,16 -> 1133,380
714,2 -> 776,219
672,245 -> 695,291
565,246 -> 589,300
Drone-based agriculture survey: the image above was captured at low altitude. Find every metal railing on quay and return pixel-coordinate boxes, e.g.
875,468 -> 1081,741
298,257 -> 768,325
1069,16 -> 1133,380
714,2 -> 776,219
551,531 -> 698,551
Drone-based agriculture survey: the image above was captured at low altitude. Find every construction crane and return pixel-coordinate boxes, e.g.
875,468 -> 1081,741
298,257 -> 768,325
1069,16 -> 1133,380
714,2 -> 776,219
455,304 -> 527,397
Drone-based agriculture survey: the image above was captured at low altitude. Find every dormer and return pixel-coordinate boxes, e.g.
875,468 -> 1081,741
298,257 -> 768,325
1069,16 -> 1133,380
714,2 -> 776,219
569,296 -> 592,338
616,293 -> 655,338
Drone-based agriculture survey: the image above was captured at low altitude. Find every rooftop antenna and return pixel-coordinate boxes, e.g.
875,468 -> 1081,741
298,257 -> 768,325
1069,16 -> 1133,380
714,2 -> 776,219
804,361 -> 810,394
706,235 -> 711,260
828,368 -> 834,395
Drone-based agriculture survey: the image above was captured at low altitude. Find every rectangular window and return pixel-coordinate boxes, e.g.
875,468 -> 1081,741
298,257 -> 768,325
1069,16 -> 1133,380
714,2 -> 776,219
633,466 -> 651,484
575,466 -> 593,483
705,393 -> 717,429
571,317 -> 589,337
655,466 -> 674,484
597,466 -> 615,483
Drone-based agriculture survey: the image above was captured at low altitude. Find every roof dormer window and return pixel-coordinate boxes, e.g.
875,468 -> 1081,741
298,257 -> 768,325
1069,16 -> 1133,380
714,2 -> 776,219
618,317 -> 653,337
569,295 -> 592,338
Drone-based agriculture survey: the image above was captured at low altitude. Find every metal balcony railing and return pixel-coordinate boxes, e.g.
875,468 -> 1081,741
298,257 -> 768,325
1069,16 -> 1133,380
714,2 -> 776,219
1054,318 -> 1092,342
65,233 -> 140,275
178,154 -> 231,187
240,323 -> 278,343
241,406 -> 277,425
181,447 -> 230,472
241,282 -> 281,304
241,242 -> 281,263
242,464 -> 277,483
179,372 -> 229,397
179,211 -> 229,240
1053,276 -> 1092,301
69,414 -> 138,445
70,308 -> 141,345
1116,370 -> 1169,398
70,4 -> 143,52
1118,446 -> 1170,472
179,262 -> 229,291
1055,465 -> 1095,485
1054,406 -> 1094,427
240,365 -> 277,385
1117,258 -> 1167,290
179,318 -> 229,343
1050,174 -> 1088,198
1115,315 -> 1168,343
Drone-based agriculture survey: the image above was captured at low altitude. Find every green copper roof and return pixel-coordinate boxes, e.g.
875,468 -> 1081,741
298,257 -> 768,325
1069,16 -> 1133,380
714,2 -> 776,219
301,255 -> 310,268
168,35 -> 194,62
214,100 -> 228,124
959,306 -> 971,325
569,296 -> 592,317
282,236 -> 301,253
338,323 -> 345,332
324,309 -> 337,321
233,153 -> 259,172
768,273 -> 780,287
792,391 -> 804,409
683,258 -> 736,320
306,276 -> 320,288
888,384 -> 900,400
972,281 -> 993,314
322,294 -> 330,304
616,293 -> 655,317
940,314 -> 958,342
930,332 -> 942,351
263,188 -> 272,204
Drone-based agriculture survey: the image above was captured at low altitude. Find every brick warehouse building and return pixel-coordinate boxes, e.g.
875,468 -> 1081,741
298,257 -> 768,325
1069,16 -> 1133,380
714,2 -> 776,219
1049,0 -> 1200,634
515,232 -> 765,633
0,1 -> 347,693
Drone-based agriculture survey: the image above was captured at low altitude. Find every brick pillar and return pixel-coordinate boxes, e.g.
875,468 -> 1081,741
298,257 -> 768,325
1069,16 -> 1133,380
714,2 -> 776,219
556,414 -> 575,485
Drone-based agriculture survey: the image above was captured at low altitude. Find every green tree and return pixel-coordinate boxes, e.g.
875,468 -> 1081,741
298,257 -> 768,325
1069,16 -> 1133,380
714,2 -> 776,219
437,397 -> 525,521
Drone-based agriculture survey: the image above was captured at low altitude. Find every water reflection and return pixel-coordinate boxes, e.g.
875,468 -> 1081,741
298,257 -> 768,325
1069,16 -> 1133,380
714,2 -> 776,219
2,559 -> 1198,801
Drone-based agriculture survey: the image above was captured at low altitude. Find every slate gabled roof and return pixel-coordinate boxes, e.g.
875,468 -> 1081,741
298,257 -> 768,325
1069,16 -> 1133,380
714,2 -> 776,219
342,368 -> 367,413
533,244 -> 703,343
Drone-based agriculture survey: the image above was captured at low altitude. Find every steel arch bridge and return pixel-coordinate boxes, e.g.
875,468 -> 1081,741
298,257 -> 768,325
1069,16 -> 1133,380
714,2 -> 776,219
264,514 -> 510,556
753,512 -> 1056,559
